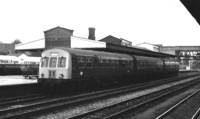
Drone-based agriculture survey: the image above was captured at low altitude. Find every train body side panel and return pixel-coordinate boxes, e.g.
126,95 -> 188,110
71,54 -> 135,80
134,55 -> 164,77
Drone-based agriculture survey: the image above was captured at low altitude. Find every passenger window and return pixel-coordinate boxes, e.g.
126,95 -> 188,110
111,60 -> 115,68
86,57 -> 93,68
78,57 -> 85,68
98,59 -> 104,68
105,59 -> 110,68
49,57 -> 57,67
130,60 -> 134,68
58,57 -> 66,67
116,60 -> 119,68
41,57 -> 49,67
127,60 -> 132,68
121,60 -> 126,68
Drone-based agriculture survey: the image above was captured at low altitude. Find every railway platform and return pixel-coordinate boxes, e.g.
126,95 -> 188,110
0,71 -> 197,86
0,75 -> 37,86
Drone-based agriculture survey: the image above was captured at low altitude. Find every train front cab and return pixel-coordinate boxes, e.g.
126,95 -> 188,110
38,49 -> 72,86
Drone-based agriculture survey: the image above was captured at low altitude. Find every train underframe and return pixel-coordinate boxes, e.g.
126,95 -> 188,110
37,71 -> 178,92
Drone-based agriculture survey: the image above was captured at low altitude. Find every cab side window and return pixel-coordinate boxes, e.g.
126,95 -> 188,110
41,57 -> 49,67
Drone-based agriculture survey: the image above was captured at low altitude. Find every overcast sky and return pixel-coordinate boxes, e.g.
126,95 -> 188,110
0,0 -> 199,46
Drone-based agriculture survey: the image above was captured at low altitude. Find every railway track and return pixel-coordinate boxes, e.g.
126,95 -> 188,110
67,76 -> 200,119
0,73 -> 198,119
155,89 -> 200,119
0,75 -> 185,107
192,107 -> 200,119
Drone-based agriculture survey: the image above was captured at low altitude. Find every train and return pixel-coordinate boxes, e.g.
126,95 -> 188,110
0,55 -> 40,75
38,47 -> 179,88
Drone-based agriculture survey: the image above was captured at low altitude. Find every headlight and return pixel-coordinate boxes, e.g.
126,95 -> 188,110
59,74 -> 64,79
41,73 -> 44,78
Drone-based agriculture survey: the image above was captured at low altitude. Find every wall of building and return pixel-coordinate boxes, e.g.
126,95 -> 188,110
100,35 -> 122,45
44,27 -> 73,49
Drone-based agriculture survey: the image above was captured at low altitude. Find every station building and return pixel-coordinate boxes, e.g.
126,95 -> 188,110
14,26 -> 200,70
15,26 -> 174,58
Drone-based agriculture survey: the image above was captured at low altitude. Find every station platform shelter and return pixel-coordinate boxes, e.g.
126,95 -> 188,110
15,26 -> 175,59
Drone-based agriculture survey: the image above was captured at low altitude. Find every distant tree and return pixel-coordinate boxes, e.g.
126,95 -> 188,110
12,39 -> 21,45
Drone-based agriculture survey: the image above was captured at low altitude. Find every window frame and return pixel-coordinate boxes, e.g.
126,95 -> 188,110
86,57 -> 93,68
49,57 -> 57,68
41,57 -> 49,67
78,57 -> 85,68
57,56 -> 66,68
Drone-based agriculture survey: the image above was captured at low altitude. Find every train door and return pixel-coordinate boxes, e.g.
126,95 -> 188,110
71,54 -> 79,79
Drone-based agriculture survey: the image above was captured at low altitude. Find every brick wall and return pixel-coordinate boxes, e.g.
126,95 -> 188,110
44,27 -> 74,49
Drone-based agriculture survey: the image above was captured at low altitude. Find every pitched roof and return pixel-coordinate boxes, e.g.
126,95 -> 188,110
100,35 -> 121,41
43,26 -> 74,33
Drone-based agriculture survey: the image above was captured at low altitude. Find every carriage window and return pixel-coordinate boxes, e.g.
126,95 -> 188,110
99,59 -> 104,68
116,60 -> 119,68
127,60 -> 131,68
41,57 -> 49,67
86,57 -> 93,68
49,57 -> 57,67
121,60 -> 126,68
78,57 -> 85,68
111,60 -> 115,68
105,59 -> 110,68
58,57 -> 66,67
129,60 -> 134,68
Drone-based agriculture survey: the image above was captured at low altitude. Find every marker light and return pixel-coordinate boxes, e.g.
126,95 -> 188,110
41,73 -> 44,78
59,74 -> 64,79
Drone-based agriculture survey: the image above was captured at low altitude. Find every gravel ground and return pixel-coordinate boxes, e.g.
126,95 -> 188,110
161,84 -> 200,119
130,77 -> 200,119
132,89 -> 195,119
36,76 -> 200,119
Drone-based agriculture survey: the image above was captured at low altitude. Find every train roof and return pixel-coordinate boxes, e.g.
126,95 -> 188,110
133,55 -> 163,62
44,47 -> 133,59
44,47 -> 169,62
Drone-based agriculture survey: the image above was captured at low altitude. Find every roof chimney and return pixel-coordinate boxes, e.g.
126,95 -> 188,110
88,27 -> 95,40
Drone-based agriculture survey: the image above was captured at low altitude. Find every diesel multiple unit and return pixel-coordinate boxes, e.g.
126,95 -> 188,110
38,47 -> 179,87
